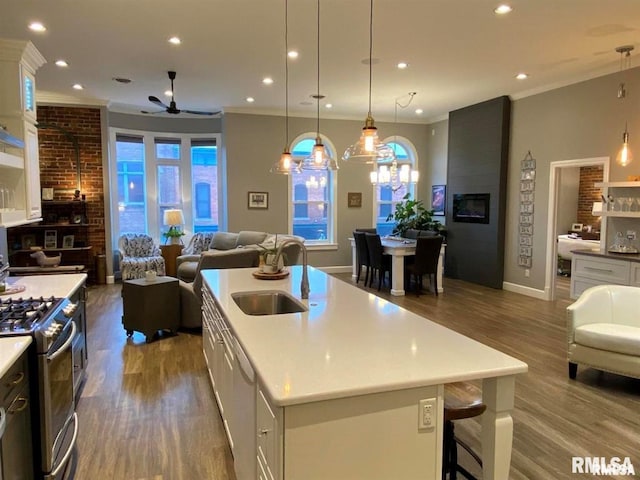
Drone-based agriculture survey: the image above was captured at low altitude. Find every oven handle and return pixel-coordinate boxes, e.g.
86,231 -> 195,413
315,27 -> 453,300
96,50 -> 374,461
0,407 -> 6,438
47,321 -> 77,362
50,412 -> 78,477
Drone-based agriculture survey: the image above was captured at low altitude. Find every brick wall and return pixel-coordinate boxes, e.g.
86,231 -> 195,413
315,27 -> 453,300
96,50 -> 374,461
577,166 -> 603,232
37,106 -> 106,279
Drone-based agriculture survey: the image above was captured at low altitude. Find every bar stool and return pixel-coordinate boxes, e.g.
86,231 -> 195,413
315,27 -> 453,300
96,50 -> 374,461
442,382 -> 486,480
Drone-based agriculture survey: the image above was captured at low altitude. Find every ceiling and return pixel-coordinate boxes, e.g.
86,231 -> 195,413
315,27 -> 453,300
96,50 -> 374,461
3,0 -> 640,123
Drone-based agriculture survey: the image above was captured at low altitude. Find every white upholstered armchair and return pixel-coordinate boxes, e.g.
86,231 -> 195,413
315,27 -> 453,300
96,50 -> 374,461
118,233 -> 166,280
567,284 -> 640,380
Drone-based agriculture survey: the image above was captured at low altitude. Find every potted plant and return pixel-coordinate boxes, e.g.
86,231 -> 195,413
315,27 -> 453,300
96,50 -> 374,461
386,193 -> 445,237
258,235 -> 286,273
162,226 -> 185,245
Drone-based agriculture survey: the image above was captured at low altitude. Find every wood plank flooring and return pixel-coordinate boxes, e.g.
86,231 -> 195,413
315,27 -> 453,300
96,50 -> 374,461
75,274 -> 640,479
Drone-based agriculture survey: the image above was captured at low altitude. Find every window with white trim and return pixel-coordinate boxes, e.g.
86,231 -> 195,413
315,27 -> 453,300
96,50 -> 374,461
375,140 -> 418,236
289,135 -> 337,245
111,130 -> 221,241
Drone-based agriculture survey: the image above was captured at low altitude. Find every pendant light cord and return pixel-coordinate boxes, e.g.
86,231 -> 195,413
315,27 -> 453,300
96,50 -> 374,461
368,0 -> 373,117
285,0 -> 289,147
316,0 -> 320,137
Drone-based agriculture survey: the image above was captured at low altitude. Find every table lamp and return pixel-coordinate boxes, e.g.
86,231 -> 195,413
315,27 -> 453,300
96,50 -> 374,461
163,209 -> 185,244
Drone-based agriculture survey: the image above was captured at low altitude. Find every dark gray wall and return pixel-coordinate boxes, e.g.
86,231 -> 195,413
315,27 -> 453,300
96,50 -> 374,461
445,96 -> 511,288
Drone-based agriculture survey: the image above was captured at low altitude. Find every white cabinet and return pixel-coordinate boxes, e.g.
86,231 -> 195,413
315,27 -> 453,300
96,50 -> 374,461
570,252 -> 639,298
256,388 -> 281,480
0,39 -> 46,227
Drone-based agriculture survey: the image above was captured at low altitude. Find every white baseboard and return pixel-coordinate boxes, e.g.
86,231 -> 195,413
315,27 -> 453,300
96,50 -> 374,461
502,281 -> 548,300
106,275 -> 115,284
317,265 -> 352,274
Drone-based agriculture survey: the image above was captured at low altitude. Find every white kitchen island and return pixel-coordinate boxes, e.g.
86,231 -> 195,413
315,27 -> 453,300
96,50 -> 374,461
201,266 -> 527,480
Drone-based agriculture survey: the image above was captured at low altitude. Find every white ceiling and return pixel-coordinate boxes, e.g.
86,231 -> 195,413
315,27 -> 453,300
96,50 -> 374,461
3,0 -> 640,123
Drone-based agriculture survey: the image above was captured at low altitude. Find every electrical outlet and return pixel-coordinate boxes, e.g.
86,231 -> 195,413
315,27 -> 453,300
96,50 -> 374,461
627,230 -> 637,240
418,398 -> 437,430
525,269 -> 530,278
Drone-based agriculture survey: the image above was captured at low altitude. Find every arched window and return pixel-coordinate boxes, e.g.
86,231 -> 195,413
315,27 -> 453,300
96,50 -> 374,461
289,134 -> 337,244
375,138 -> 418,236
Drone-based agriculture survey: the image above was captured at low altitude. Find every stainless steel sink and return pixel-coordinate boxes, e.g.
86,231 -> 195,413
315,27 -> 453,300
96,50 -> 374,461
231,290 -> 307,316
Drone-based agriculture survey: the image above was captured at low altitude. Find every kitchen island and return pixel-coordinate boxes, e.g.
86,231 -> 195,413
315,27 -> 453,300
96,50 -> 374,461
202,266 -> 527,480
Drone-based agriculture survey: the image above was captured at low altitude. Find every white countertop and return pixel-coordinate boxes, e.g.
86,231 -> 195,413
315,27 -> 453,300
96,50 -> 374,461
0,336 -> 32,377
5,273 -> 87,299
202,266 -> 528,407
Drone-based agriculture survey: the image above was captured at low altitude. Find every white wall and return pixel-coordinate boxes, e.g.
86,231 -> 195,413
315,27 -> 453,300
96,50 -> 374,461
555,168 -> 580,234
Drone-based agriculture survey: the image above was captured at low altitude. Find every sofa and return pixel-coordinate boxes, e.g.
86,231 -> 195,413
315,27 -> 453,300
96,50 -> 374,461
567,284 -> 640,380
177,231 -> 304,328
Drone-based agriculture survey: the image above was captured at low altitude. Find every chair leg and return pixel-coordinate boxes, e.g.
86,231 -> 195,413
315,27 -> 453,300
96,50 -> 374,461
569,362 -> 577,379
433,273 -> 438,296
356,263 -> 362,283
364,266 -> 369,286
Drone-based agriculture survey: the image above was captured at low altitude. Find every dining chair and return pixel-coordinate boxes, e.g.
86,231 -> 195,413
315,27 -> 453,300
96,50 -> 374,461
405,235 -> 443,296
355,227 -> 377,234
365,233 -> 392,291
353,231 -> 371,285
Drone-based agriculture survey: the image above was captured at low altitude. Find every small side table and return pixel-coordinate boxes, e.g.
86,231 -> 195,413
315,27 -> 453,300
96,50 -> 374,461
122,276 -> 179,342
160,244 -> 183,277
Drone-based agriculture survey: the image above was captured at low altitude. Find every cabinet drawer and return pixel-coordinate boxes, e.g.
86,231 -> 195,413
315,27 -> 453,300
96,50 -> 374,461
573,256 -> 630,283
0,351 -> 29,407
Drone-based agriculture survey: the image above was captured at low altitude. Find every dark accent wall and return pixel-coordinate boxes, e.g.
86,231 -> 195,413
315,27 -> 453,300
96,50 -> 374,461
445,96 -> 511,288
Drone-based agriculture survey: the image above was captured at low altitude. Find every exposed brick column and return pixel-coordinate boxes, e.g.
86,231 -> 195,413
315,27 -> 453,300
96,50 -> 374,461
577,166 -> 604,233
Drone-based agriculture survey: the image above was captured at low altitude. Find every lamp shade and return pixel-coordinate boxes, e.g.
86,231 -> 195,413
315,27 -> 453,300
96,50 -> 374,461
163,209 -> 185,226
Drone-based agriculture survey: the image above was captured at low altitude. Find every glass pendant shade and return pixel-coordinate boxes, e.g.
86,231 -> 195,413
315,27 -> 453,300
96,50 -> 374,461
343,115 -> 396,164
301,137 -> 338,171
616,129 -> 633,167
270,149 -> 299,174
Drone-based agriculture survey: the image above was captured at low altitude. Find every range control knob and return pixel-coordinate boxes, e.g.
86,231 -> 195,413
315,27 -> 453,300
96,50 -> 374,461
62,304 -> 78,317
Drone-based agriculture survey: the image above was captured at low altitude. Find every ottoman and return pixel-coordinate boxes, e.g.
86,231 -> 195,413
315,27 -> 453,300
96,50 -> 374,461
122,276 -> 179,342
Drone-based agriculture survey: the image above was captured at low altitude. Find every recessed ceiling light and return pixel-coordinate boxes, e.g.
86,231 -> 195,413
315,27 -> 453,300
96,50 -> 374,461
246,97 -> 255,103
516,72 -> 528,80
164,90 -> 173,97
262,77 -> 274,85
415,109 -> 423,115
325,103 -> 333,109
288,50 -> 298,59
397,62 -> 409,69
28,22 -> 46,32
72,84 -> 84,90
494,4 -> 512,15
168,36 -> 181,45
55,60 -> 68,67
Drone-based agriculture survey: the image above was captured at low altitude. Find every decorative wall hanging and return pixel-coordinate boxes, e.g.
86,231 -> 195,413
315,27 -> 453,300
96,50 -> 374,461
518,151 -> 536,268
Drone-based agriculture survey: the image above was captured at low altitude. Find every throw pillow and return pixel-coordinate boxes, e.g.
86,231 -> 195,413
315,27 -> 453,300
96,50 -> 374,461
211,232 -> 240,250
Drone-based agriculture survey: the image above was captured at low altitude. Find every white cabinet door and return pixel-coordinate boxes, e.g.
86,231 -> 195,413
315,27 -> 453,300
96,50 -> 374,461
257,387 -> 281,480
23,122 -> 41,219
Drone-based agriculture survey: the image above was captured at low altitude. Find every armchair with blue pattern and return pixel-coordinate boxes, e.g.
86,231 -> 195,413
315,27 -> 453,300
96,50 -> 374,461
118,233 -> 166,280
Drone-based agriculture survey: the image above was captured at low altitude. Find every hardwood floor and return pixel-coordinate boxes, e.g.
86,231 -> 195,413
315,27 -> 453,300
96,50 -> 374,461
76,275 -> 640,479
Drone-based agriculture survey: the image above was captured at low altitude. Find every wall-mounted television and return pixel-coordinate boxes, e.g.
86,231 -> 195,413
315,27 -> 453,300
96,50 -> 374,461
452,193 -> 490,224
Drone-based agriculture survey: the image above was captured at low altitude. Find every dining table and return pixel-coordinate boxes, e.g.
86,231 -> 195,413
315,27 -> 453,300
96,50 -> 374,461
349,236 -> 446,296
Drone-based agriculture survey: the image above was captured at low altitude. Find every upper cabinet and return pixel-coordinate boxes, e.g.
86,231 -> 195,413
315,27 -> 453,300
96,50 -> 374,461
592,181 -> 640,218
0,39 -> 46,226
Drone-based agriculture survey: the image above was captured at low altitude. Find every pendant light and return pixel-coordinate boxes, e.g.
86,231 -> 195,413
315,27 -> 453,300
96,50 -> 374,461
370,92 -> 419,190
270,0 -> 299,174
300,0 -> 338,171
615,45 -> 634,167
342,0 -> 395,164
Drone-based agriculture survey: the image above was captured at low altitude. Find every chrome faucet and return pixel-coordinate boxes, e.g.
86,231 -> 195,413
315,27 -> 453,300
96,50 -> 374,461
272,239 -> 309,299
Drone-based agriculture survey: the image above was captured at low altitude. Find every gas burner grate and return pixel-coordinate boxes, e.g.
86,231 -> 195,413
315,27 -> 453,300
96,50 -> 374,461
0,296 -> 61,333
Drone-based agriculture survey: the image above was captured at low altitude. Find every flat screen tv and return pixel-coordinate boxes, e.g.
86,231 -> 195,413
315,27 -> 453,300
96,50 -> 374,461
452,193 -> 490,224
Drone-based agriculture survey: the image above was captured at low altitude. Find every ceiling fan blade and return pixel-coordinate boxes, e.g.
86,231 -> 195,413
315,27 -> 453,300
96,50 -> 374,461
148,96 -> 169,109
141,109 -> 167,115
181,109 -> 221,116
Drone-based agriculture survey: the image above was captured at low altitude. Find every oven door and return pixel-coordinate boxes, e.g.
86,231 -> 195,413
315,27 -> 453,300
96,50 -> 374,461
39,320 -> 79,479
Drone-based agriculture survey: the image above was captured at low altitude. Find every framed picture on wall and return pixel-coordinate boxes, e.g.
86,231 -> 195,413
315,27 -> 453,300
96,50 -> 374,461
347,192 -> 362,208
431,185 -> 446,216
571,223 -> 584,232
248,191 -> 268,209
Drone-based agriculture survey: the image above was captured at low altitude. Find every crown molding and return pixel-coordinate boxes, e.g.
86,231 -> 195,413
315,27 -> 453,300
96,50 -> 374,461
37,91 -> 109,107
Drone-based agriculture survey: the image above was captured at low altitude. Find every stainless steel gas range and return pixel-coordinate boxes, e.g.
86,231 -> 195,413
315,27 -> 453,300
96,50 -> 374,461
0,295 -> 81,480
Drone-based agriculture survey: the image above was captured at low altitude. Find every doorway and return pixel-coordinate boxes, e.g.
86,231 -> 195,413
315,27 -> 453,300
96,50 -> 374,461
545,157 -> 609,301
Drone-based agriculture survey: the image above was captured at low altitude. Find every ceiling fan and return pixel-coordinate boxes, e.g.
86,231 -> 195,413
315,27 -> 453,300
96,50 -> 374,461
142,71 -> 220,116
